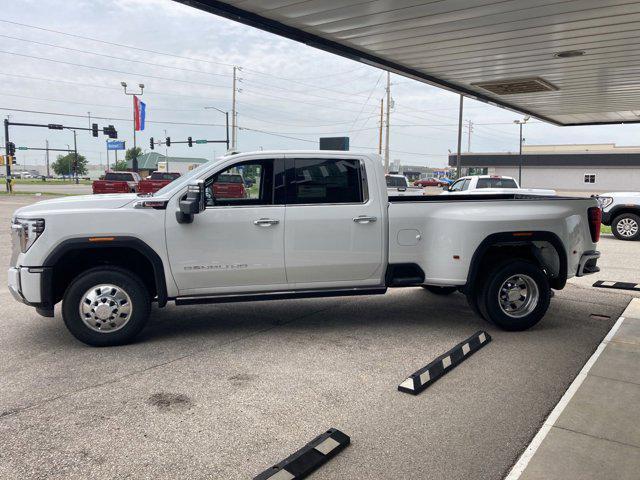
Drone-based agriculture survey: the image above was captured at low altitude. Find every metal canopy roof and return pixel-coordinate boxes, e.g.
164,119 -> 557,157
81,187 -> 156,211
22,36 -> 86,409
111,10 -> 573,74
177,0 -> 640,126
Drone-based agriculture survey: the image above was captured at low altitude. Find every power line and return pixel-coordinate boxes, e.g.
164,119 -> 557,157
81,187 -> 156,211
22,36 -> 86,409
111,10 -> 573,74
0,19 -> 235,67
0,50 -> 230,89
0,106 -> 227,127
0,34 -> 233,79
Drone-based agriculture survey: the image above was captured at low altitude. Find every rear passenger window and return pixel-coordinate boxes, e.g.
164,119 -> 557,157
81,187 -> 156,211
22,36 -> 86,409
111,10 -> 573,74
288,158 -> 363,204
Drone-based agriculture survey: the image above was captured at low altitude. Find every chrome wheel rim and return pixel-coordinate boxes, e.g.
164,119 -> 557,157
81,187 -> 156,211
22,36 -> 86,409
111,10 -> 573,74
616,218 -> 639,237
498,274 -> 539,318
80,284 -> 133,333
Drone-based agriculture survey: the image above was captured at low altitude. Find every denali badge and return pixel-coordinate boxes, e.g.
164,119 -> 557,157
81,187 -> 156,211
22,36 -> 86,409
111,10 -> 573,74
184,263 -> 248,271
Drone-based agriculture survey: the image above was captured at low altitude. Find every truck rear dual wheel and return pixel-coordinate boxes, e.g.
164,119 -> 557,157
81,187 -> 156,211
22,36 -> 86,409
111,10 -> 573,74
62,267 -> 151,347
612,213 -> 640,241
476,260 -> 551,331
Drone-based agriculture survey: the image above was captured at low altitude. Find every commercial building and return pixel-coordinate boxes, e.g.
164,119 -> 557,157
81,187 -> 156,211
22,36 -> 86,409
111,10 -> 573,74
126,152 -> 209,177
448,144 -> 640,192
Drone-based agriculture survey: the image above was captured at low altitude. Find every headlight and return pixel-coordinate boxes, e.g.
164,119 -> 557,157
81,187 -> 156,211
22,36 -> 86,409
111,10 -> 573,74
596,196 -> 613,209
12,218 -> 45,253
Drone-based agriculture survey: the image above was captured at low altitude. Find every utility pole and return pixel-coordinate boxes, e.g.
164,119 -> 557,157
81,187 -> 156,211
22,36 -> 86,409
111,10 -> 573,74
378,98 -> 384,155
384,71 -> 391,173
4,118 -> 11,192
45,139 -> 50,177
466,120 -> 473,153
456,95 -> 464,179
231,66 -> 240,150
72,130 -> 79,185
121,82 -> 144,172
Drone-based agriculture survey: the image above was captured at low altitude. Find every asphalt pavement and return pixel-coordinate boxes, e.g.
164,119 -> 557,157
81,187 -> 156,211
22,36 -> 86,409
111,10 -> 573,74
0,195 -> 636,480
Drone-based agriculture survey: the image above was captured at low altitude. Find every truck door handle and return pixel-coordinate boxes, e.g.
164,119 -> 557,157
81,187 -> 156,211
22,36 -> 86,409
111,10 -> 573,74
353,215 -> 377,224
253,218 -> 280,227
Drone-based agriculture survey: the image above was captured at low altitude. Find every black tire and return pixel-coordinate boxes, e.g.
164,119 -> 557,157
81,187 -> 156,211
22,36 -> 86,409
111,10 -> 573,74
422,285 -> 458,295
62,267 -> 151,346
612,213 -> 640,241
478,260 -> 550,331
465,289 -> 485,320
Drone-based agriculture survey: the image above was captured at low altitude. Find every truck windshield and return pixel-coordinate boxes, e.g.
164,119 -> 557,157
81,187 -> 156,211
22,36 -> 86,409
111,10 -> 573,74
150,172 -> 180,180
477,178 -> 518,188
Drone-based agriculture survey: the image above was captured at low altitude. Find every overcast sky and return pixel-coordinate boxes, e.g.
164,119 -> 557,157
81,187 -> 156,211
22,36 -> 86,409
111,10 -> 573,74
2,0 -> 640,169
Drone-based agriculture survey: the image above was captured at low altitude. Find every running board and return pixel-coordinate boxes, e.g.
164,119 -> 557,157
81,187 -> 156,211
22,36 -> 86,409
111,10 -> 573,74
174,287 -> 387,306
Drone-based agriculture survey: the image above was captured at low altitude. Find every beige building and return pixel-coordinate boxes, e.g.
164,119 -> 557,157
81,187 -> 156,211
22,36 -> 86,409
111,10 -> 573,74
449,144 -> 640,192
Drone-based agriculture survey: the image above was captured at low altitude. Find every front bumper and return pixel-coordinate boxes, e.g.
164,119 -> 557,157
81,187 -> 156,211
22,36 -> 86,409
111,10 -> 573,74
577,251 -> 600,277
7,266 -> 50,307
8,267 -> 25,303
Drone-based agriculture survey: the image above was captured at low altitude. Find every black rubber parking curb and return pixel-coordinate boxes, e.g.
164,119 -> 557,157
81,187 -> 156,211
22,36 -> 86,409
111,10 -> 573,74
593,280 -> 640,292
398,330 -> 491,395
253,428 -> 350,480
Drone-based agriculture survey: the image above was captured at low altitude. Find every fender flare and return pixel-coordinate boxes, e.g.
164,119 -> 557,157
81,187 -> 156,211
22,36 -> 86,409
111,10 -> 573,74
466,231 -> 568,291
42,236 -> 168,307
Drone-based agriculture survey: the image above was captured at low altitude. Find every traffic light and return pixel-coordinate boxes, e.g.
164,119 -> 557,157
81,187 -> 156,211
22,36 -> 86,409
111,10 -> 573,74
165,137 -> 171,147
92,123 -> 99,137
187,136 -> 193,147
150,137 -> 154,150
7,142 -> 15,156
103,125 -> 118,139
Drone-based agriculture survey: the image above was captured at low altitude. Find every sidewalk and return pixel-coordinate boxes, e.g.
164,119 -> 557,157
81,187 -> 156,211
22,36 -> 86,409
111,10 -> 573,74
506,298 -> 640,480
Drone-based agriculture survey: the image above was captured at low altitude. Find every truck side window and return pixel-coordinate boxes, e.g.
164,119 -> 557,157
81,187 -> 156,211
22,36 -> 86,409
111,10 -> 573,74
204,159 -> 274,207
288,158 -> 363,204
449,179 -> 466,191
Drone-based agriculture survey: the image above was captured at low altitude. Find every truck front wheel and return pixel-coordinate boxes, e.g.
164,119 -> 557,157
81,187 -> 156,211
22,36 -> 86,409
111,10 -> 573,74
62,267 -> 151,346
478,260 -> 550,331
612,213 -> 640,241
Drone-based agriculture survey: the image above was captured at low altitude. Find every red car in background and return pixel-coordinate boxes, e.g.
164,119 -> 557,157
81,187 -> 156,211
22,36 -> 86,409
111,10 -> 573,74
414,177 -> 449,187
138,172 -> 181,194
212,173 -> 247,199
92,171 -> 141,194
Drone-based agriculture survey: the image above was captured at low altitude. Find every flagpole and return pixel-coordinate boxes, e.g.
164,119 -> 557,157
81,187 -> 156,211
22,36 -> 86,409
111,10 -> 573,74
121,82 -> 144,173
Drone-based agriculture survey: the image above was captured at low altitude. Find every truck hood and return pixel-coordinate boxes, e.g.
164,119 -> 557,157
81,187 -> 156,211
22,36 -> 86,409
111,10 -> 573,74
13,193 -> 138,217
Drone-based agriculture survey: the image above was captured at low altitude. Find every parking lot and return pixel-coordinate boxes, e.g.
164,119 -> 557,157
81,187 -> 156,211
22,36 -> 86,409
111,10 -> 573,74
0,194 -> 636,480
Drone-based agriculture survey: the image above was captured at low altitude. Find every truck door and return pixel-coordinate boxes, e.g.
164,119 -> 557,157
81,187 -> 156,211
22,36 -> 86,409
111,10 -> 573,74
165,158 -> 287,295
284,156 -> 384,286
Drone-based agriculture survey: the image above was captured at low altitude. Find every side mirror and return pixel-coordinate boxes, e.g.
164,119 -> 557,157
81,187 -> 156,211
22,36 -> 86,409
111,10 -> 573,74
442,185 -> 449,191
176,179 -> 205,224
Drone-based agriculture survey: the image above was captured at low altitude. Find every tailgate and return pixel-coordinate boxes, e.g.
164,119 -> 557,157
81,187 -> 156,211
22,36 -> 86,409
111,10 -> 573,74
92,181 -> 130,194
139,180 -> 169,193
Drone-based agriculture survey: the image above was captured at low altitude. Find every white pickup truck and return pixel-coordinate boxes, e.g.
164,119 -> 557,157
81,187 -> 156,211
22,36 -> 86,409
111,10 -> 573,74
9,151 -> 601,346
442,175 -> 556,196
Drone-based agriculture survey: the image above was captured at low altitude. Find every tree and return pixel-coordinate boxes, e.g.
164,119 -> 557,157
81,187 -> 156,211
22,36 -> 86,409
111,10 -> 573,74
51,153 -> 88,176
125,147 -> 143,162
113,158 -> 128,171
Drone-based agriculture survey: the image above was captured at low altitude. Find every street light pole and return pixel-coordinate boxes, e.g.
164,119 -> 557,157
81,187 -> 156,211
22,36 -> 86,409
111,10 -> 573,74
514,115 -> 530,185
204,106 -> 230,151
121,81 -> 144,172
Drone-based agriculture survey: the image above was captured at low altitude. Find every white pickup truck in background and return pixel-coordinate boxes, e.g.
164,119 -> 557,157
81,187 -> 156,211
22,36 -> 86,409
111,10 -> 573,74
597,192 -> 640,241
441,175 -> 557,196
9,151 -> 600,346
385,173 -> 424,196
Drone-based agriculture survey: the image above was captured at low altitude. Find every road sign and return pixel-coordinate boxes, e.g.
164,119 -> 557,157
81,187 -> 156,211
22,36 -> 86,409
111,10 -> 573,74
18,146 -> 28,150
106,140 -> 126,151
195,139 -> 207,144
